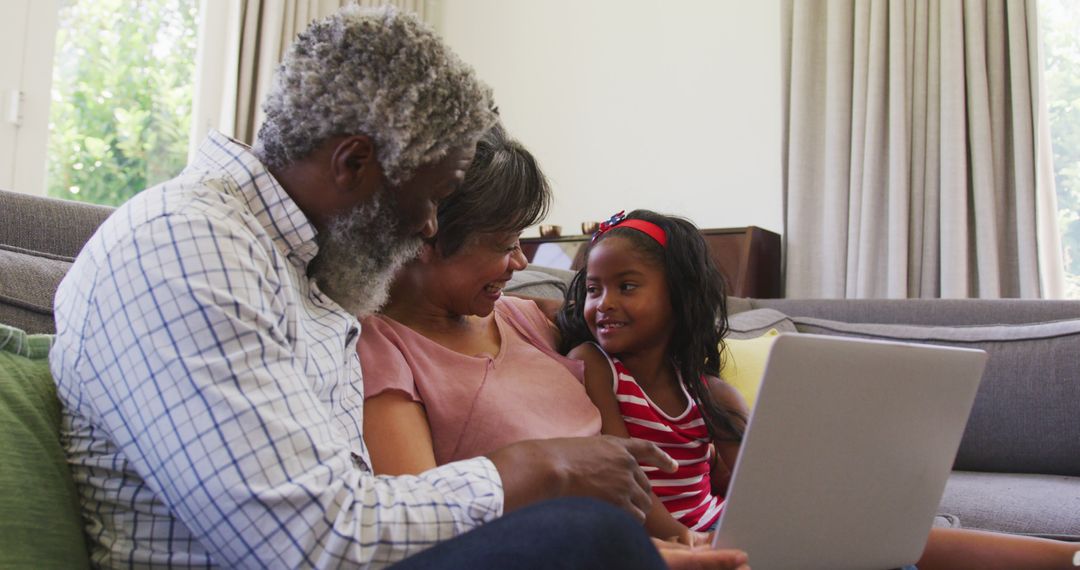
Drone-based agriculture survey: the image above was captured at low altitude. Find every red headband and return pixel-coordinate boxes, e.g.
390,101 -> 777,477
591,210 -> 668,248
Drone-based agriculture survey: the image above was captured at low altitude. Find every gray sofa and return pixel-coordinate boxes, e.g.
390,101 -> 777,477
725,298 -> 1080,540
507,259 -> 1080,541
3,188 -> 1079,543
1,189 -> 113,334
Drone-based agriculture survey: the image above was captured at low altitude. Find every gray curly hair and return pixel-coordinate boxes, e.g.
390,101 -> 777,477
255,5 -> 496,184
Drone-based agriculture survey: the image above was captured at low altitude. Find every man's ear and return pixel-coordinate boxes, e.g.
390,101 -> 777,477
330,135 -> 381,197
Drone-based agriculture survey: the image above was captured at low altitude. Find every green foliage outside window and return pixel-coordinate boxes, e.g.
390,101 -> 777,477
47,0 -> 197,207
1042,0 -> 1080,298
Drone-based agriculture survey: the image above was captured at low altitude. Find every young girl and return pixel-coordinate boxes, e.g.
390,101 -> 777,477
557,209 -> 744,544
557,209 -> 1078,568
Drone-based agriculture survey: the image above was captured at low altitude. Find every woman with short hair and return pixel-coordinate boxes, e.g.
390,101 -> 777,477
359,123 -> 603,474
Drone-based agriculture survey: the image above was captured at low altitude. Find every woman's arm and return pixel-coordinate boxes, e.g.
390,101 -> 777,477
705,376 -> 750,497
570,343 -> 698,544
363,390 -> 438,475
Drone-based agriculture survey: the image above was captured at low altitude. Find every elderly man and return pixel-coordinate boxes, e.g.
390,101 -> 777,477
50,7 -> 747,569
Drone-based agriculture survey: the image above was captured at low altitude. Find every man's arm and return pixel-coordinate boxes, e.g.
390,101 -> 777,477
78,215 -> 501,568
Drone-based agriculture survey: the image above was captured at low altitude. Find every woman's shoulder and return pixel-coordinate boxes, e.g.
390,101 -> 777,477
495,295 -> 558,342
358,314 -> 431,358
361,312 -> 399,330
357,315 -> 423,400
494,295 -> 544,321
362,312 -> 449,344
359,313 -> 407,343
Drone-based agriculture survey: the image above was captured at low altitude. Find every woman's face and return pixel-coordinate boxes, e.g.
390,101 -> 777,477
429,230 -> 529,317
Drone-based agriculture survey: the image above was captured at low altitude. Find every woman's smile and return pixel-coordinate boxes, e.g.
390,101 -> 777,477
482,281 -> 507,300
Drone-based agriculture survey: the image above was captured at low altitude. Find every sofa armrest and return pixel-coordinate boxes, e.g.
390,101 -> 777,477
0,189 -> 113,259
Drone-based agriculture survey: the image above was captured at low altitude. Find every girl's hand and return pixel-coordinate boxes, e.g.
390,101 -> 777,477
670,530 -> 714,548
690,530 -> 715,548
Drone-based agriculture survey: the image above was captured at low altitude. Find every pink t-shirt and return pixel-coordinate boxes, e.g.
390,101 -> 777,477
358,296 -> 601,465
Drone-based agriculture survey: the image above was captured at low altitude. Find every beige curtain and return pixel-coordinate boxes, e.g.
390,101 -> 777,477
782,0 -> 1066,299
189,0 -> 438,154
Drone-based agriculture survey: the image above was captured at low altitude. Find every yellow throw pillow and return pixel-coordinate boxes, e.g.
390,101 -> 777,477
721,329 -> 782,410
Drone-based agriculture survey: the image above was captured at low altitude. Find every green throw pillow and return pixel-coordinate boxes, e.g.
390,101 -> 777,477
0,323 -> 90,569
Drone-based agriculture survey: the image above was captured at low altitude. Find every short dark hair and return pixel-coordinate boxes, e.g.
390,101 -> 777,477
432,123 -> 551,257
556,209 -> 744,442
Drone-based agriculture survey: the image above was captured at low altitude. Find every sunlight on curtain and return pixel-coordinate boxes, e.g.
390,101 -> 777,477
783,0 -> 1065,299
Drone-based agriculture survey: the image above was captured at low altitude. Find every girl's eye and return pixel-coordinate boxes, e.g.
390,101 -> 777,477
620,283 -> 637,292
585,285 -> 599,295
506,242 -> 521,253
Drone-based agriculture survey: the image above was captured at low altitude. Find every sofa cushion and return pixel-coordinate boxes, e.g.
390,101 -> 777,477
0,323 -> 90,568
721,328 -> 782,409
727,296 -> 753,315
0,245 -> 71,335
727,308 -> 797,339
792,316 -> 1080,477
506,266 -> 576,300
939,471 -> 1080,539
722,309 -> 798,409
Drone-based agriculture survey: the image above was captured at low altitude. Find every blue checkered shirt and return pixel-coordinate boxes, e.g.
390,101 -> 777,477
50,132 -> 504,568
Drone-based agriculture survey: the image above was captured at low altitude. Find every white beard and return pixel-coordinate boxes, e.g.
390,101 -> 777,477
309,188 -> 422,317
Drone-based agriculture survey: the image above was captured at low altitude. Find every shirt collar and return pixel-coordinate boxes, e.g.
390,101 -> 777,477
192,131 -> 320,265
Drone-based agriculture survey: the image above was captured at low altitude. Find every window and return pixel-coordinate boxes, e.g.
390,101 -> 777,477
47,0 -> 198,206
1041,0 -> 1080,298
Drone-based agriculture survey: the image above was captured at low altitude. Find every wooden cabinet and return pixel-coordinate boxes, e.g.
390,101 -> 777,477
521,226 -> 782,298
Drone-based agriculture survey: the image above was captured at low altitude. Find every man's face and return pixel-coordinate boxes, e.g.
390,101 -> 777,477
390,146 -> 477,239
308,144 -> 477,316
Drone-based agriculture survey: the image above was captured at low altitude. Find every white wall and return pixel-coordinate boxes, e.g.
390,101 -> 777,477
440,0 -> 783,236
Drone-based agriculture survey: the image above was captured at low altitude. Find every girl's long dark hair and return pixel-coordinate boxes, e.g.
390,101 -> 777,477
556,210 -> 744,442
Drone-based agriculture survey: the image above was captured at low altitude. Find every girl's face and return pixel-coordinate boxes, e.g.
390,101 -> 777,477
428,230 -> 528,317
583,236 -> 675,356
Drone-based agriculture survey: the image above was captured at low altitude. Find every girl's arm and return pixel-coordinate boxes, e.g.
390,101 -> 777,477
705,376 -> 751,497
570,343 -> 700,545
363,390 -> 438,475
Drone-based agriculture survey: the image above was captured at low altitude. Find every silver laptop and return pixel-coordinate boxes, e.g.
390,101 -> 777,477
712,333 -> 987,570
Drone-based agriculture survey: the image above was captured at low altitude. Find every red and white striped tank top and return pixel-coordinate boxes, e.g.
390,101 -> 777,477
598,347 -> 724,531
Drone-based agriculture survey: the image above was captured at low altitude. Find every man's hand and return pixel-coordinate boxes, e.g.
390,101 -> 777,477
487,435 -> 677,521
654,539 -> 750,570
